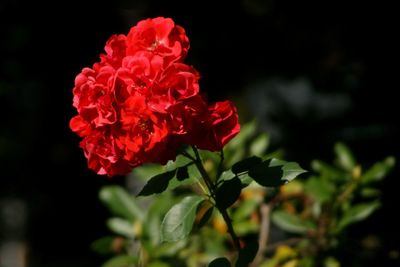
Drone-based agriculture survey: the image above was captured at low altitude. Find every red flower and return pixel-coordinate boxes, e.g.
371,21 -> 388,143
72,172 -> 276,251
80,130 -> 132,176
100,34 -> 127,68
149,63 -> 200,113
70,17 -> 240,176
114,52 -> 164,103
200,101 -> 241,151
167,94 -> 208,136
119,94 -> 175,166
178,99 -> 240,151
70,115 -> 91,137
72,65 -> 117,127
126,17 -> 189,65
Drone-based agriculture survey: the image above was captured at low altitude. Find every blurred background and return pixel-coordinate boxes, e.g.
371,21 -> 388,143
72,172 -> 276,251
0,0 -> 398,266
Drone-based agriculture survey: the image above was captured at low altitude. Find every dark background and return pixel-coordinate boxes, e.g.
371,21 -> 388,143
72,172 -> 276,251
0,0 -> 398,266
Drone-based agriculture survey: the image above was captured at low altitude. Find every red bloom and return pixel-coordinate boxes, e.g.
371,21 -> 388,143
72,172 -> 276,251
70,17 -> 240,176
200,101 -> 241,151
100,34 -> 127,68
119,94 -> 174,166
176,99 -> 240,151
72,65 -> 117,127
80,130 -> 131,176
167,94 -> 208,136
114,52 -> 164,103
126,17 -> 189,65
149,63 -> 200,113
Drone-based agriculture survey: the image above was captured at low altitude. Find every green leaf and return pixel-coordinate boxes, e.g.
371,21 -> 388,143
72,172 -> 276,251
102,255 -> 138,267
168,175 -> 197,190
91,236 -> 115,255
107,218 -> 135,238
166,164 -> 199,190
132,163 -> 164,180
247,159 -> 306,187
166,154 -> 192,169
148,262 -> 171,267
334,142 -> 356,171
200,149 -> 221,164
361,156 -> 395,184
188,162 -> 202,177
311,160 -> 348,182
238,173 -> 254,186
250,133 -> 270,156
236,240 -> 259,267
336,202 -> 380,232
304,176 -> 335,203
153,239 -> 188,257
209,257 -> 231,267
216,176 -> 243,209
197,206 -> 214,228
143,193 -> 173,246
248,160 -> 284,187
219,169 -> 236,181
232,156 -> 262,174
176,166 -> 189,181
272,210 -> 316,234
269,158 -> 287,167
161,196 -> 204,242
360,188 -> 381,198
262,149 -> 284,161
281,162 -> 307,182
221,169 -> 253,186
137,170 -> 176,196
99,186 -> 144,221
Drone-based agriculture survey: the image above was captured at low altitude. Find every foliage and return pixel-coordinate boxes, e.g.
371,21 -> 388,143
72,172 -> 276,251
94,122 -> 394,267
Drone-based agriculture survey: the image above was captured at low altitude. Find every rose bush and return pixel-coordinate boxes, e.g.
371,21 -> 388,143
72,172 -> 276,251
70,17 -> 240,176
69,17 -> 393,267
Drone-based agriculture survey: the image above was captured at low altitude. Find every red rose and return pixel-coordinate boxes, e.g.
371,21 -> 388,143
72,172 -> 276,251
167,94 -> 208,136
182,100 -> 240,151
203,100 -> 241,151
80,130 -> 131,176
119,94 -> 174,166
149,63 -> 200,113
70,115 -> 91,137
114,52 -> 164,103
99,34 -> 127,68
70,17 -> 240,176
126,17 -> 189,65
72,65 -> 117,127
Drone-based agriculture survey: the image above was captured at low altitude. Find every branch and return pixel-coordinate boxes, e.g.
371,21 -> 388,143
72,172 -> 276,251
251,203 -> 271,267
191,145 -> 241,251
216,149 -> 225,181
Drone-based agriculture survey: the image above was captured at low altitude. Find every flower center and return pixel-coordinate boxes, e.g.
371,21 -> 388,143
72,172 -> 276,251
148,38 -> 162,51
148,41 -> 157,51
138,119 -> 152,132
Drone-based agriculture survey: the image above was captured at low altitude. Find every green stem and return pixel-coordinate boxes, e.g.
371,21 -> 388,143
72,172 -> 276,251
337,182 -> 357,203
179,150 -> 209,196
216,149 -> 225,181
179,149 -> 196,162
191,146 -> 215,197
218,206 -> 242,250
191,145 -> 241,251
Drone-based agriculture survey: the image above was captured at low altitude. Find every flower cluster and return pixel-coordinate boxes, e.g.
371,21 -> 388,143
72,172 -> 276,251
70,17 -> 240,176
